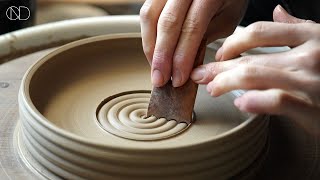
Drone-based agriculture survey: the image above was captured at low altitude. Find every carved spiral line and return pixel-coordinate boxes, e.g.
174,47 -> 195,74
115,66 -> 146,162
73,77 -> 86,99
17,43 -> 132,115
97,92 -> 189,141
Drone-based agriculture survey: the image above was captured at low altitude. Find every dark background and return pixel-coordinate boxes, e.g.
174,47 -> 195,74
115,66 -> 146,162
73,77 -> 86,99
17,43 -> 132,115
241,0 -> 320,26
0,0 -> 36,34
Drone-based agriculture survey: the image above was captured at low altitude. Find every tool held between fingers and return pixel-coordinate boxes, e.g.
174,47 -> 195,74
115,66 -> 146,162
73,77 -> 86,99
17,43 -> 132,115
147,39 -> 208,124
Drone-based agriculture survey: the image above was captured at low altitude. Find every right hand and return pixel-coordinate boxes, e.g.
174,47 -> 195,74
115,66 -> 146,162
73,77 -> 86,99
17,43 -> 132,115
140,0 -> 248,87
191,5 -> 320,135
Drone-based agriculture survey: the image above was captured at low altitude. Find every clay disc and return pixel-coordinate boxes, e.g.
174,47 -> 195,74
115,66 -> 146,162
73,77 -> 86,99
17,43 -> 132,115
17,34 -> 268,179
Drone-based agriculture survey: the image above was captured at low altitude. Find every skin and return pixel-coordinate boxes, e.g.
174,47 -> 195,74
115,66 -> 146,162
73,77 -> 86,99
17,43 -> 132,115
191,5 -> 320,136
140,0 -> 248,87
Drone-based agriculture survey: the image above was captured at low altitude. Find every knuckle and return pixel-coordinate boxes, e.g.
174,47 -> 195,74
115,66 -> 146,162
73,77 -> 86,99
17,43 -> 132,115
305,20 -> 316,23
140,3 -> 153,22
214,73 -> 224,84
158,12 -> 179,32
152,61 -> 164,70
220,35 -> 236,55
296,44 -> 320,71
246,22 -> 266,38
239,66 -> 256,82
152,50 -> 169,66
182,17 -> 201,35
173,52 -> 185,64
238,56 -> 253,66
206,62 -> 220,76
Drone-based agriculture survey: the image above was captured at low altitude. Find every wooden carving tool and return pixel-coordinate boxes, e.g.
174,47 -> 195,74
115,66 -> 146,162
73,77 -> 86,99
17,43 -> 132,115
147,39 -> 207,124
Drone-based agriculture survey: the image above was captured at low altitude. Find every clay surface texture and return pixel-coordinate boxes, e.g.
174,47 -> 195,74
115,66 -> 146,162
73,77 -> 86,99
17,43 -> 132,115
18,34 -> 268,179
97,91 -> 189,141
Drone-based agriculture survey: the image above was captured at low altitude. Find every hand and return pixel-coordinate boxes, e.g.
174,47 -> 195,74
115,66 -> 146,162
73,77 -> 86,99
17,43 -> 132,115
191,5 -> 320,135
140,0 -> 248,87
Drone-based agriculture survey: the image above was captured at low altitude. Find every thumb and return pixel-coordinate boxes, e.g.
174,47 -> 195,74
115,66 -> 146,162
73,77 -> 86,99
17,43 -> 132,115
273,5 -> 315,24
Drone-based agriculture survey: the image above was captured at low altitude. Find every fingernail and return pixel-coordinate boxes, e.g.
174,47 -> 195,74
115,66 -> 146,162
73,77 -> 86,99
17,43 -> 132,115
172,69 -> 182,87
191,67 -> 206,82
152,69 -> 164,87
216,47 -> 223,61
234,98 -> 241,108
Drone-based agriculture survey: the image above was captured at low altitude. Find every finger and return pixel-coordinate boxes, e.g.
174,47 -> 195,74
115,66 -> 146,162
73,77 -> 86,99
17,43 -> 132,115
206,65 -> 302,96
219,22 -> 320,61
152,0 -> 193,87
191,51 -> 296,84
273,5 -> 316,24
234,89 -> 320,136
140,0 -> 167,63
172,0 -> 223,87
234,89 -> 307,115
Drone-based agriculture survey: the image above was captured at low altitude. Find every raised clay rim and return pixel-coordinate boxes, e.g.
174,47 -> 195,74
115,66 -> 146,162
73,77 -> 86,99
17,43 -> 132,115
20,33 -> 262,151
0,16 -> 141,64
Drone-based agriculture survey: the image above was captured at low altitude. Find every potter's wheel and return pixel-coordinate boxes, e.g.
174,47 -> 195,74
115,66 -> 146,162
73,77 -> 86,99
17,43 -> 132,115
0,16 -> 319,180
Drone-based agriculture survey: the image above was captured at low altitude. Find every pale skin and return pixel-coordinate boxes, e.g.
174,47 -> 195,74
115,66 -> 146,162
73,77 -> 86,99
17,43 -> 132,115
141,2 -> 320,135
140,0 -> 248,87
191,5 -> 320,135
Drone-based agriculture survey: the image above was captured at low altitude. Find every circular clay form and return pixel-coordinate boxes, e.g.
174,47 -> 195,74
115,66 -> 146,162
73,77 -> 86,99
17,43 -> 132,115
18,33 -> 269,179
96,91 -> 190,141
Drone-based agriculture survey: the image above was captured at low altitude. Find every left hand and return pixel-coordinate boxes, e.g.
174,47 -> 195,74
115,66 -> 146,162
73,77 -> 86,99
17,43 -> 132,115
191,5 -> 320,135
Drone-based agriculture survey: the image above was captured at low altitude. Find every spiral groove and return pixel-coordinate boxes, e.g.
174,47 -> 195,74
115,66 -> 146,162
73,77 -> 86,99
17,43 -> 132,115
97,91 -> 189,141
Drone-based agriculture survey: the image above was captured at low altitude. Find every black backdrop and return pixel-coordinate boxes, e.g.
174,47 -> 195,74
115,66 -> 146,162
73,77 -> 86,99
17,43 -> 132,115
0,0 -> 36,35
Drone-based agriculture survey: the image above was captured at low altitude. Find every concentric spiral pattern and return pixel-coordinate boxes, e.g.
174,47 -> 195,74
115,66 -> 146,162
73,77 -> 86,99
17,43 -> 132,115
97,91 -> 189,141
17,35 -> 270,179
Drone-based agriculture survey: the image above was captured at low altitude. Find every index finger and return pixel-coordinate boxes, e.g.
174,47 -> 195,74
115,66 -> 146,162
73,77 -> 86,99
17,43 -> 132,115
172,0 -> 222,87
218,22 -> 319,61
151,0 -> 193,87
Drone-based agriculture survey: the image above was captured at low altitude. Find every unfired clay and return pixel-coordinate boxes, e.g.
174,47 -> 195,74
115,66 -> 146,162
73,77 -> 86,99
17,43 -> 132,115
18,34 -> 269,179
97,91 -> 189,141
